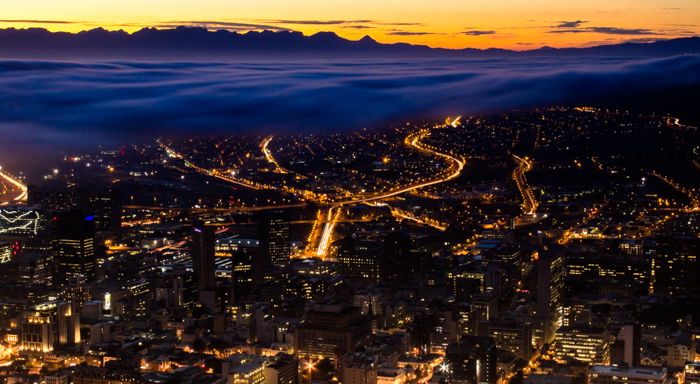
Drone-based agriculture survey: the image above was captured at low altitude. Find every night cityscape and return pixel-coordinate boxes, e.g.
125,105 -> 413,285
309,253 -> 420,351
0,3 -> 699,384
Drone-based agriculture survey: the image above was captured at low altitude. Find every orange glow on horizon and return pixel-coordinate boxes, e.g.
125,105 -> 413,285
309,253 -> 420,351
0,0 -> 698,50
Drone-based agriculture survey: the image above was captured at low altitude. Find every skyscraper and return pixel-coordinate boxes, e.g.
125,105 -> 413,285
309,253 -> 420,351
259,209 -> 291,269
88,186 -> 122,232
53,210 -> 96,285
192,225 -> 216,291
444,336 -> 497,384
536,248 -> 565,342
217,237 -> 262,302
294,301 -> 371,364
649,236 -> 699,295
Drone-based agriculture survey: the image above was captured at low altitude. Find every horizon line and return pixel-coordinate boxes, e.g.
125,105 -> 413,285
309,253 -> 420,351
0,24 -> 696,52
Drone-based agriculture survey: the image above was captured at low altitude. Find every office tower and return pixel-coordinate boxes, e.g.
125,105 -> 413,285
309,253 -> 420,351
650,236 -> 699,295
536,249 -> 565,342
472,291 -> 498,323
259,209 -> 291,269
10,251 -> 53,285
28,185 -> 84,213
88,186 -> 122,231
341,354 -> 378,384
217,237 -> 262,302
611,324 -> 640,367
294,301 -> 371,364
554,325 -> 610,364
264,353 -> 298,384
488,317 -> 532,360
57,301 -> 81,345
20,312 -> 54,354
380,231 -> 416,283
63,274 -> 92,311
192,225 -> 216,291
229,361 -> 266,384
337,237 -> 381,282
589,366 -> 669,384
684,362 -> 700,384
444,336 -> 497,384
448,269 -> 485,303
53,210 -> 97,285
115,279 -> 151,319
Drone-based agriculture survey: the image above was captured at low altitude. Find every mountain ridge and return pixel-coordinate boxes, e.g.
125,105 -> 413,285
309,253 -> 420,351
0,26 -> 699,58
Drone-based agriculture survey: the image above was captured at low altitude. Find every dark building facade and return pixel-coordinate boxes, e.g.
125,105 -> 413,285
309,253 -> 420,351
650,236 -> 699,295
445,336 -> 497,384
53,210 -> 97,285
259,209 -> 291,269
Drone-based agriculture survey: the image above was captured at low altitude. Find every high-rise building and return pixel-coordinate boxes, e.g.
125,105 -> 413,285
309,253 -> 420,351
229,361 -> 266,384
264,353 -> 298,384
611,323 -> 640,367
684,362 -> 700,384
448,269 -> 485,303
20,312 -> 54,354
28,185 -> 85,213
337,238 -> 381,282
20,300 -> 80,355
294,301 -> 371,364
444,336 -> 497,384
554,326 -> 610,364
53,210 -> 97,285
259,209 -> 291,269
649,236 -> 699,295
488,317 -> 532,360
537,249 -> 565,342
217,237 -> 262,302
341,354 -> 378,384
88,186 -> 122,232
381,232 -> 416,283
192,225 -> 216,291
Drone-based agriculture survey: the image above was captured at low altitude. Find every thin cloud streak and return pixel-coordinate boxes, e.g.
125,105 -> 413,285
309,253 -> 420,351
463,30 -> 497,36
0,19 -> 77,24
554,20 -> 588,28
549,26 -> 658,35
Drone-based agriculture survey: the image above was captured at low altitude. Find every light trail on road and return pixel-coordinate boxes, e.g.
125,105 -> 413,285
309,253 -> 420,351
312,124 -> 466,258
0,166 -> 28,204
512,154 -> 538,216
648,171 -> 700,212
260,136 -> 289,174
158,139 -> 262,190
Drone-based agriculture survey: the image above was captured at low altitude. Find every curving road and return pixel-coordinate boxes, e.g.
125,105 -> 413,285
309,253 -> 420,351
0,167 -> 28,205
512,154 -> 538,215
261,136 -> 289,174
312,126 -> 466,258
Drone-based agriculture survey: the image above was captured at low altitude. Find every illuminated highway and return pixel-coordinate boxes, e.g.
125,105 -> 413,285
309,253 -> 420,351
372,201 -> 448,231
260,136 -> 289,174
158,139 -> 262,190
648,171 -> 700,212
512,154 -> 538,216
159,139 -> 325,202
160,123 -> 466,260
0,166 -> 28,205
311,124 -> 466,258
123,203 -> 306,212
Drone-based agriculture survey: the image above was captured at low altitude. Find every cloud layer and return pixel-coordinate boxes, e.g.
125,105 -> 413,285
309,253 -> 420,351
0,55 -> 699,164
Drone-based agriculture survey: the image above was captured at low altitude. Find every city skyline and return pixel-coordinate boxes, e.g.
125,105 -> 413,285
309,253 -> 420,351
0,2 -> 699,384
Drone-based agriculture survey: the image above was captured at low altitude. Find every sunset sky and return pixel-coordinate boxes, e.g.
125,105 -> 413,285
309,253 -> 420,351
1,0 -> 699,49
